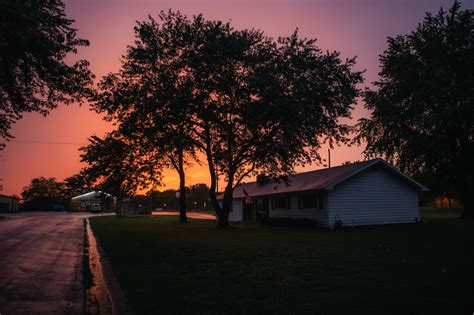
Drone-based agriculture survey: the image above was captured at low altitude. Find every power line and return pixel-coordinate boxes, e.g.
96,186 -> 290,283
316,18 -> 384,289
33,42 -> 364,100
9,140 -> 87,146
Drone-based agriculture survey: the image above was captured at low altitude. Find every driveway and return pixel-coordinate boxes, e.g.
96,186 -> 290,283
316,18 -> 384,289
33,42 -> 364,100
0,212 -> 109,314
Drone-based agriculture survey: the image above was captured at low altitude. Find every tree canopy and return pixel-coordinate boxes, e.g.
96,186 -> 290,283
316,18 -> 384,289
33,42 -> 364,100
0,0 -> 93,147
21,177 -> 66,211
79,132 -> 163,204
356,1 -> 474,218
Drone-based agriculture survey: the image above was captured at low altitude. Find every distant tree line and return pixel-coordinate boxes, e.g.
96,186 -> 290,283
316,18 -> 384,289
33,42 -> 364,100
20,177 -> 78,211
135,184 -> 212,212
19,176 -> 211,212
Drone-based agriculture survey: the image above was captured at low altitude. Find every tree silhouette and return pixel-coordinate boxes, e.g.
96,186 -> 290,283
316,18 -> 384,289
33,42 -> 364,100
21,177 -> 66,211
93,11 -> 363,228
356,1 -> 474,218
187,19 -> 362,228
93,12 -> 197,222
79,132 -> 163,215
0,0 -> 93,148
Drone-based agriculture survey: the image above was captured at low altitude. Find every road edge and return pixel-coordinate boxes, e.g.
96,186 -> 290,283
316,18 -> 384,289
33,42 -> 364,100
85,218 -> 131,315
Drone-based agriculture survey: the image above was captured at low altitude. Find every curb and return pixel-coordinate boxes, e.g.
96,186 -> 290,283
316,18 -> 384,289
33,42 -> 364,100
85,218 -> 130,314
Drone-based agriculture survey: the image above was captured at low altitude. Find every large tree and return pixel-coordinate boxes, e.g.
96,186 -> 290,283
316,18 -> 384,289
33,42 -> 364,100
0,0 -> 93,147
356,1 -> 474,218
93,12 -> 197,222
93,11 -> 362,228
185,17 -> 362,228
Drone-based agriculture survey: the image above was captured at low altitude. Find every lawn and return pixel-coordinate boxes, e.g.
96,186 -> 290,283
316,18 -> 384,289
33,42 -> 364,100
420,206 -> 463,220
90,208 -> 474,314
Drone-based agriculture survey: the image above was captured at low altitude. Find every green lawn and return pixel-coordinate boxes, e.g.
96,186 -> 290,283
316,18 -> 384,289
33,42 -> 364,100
421,206 -> 463,220
90,209 -> 474,314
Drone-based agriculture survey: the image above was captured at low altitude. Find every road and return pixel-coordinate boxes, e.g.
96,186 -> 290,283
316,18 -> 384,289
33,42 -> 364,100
0,212 -> 107,314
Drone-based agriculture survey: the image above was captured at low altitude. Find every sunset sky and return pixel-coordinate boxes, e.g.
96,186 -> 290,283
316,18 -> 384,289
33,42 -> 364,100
1,0 -> 472,196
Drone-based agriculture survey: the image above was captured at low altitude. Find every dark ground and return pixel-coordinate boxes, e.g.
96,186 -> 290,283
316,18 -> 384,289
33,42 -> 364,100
90,208 -> 474,314
0,212 -> 105,314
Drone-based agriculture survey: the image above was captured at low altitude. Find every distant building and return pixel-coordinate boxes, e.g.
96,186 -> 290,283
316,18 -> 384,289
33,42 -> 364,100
70,191 -> 115,212
220,159 -> 428,227
0,195 -> 19,213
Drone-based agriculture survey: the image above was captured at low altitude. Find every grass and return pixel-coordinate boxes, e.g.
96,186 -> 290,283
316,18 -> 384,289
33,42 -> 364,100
421,206 -> 463,220
90,208 -> 474,314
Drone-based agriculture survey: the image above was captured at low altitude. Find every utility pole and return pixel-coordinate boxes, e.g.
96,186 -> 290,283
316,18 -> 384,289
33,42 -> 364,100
328,148 -> 331,168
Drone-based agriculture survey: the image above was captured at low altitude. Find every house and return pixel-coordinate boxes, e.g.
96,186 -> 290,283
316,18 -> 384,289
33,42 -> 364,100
223,159 -> 428,227
0,194 -> 19,213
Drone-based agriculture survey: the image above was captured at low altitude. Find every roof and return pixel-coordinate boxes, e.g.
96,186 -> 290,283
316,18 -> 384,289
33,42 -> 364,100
226,159 -> 428,199
0,194 -> 19,200
71,191 -> 112,201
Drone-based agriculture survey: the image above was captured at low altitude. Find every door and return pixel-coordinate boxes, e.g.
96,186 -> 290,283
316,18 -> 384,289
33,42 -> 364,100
242,199 -> 255,222
255,197 -> 270,222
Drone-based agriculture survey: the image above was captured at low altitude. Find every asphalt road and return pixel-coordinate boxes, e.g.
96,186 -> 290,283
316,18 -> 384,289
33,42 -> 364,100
0,212 -> 106,314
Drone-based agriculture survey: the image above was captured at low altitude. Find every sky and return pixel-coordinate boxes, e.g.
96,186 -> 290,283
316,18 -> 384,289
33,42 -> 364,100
1,0 -> 473,196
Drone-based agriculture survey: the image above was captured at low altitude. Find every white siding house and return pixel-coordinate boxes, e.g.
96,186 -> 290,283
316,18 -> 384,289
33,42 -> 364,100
223,159 -> 427,227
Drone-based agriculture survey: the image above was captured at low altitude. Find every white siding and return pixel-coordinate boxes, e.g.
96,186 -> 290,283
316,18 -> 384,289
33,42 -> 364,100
229,198 -> 243,222
0,196 -> 19,213
327,166 -> 420,227
269,192 -> 328,225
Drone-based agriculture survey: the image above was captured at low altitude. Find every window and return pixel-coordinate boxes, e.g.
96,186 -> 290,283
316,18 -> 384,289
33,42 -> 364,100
273,194 -> 289,210
274,195 -> 287,209
298,190 -> 325,209
300,191 -> 317,209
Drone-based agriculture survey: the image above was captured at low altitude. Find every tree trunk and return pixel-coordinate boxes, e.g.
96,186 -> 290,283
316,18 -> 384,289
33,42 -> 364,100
178,150 -> 187,223
216,208 -> 230,229
216,184 -> 233,229
204,148 -> 225,226
116,198 -> 123,216
206,168 -> 232,229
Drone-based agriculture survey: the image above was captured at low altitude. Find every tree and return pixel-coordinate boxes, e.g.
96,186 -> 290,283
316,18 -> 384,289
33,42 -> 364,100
21,177 -> 66,211
93,12 -> 197,222
186,18 -> 362,228
79,132 -> 162,215
93,12 -> 362,228
187,184 -> 210,211
0,0 -> 93,147
356,1 -> 474,218
148,189 -> 180,210
63,170 -> 94,200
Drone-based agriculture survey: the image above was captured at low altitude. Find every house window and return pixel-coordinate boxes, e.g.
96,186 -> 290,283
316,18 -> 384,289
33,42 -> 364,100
273,194 -> 289,210
300,191 -> 317,209
298,190 -> 324,209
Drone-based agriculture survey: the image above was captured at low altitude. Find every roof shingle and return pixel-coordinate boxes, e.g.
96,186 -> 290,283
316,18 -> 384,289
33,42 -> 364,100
228,158 -> 426,199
